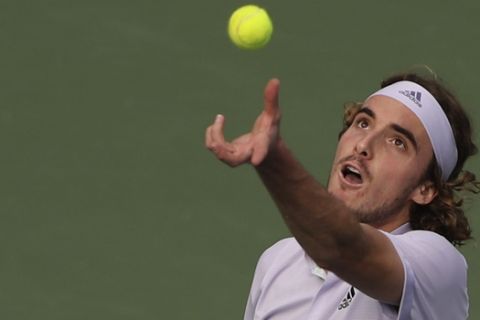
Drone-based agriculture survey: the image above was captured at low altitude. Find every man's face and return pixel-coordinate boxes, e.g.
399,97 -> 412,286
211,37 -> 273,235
327,95 -> 434,228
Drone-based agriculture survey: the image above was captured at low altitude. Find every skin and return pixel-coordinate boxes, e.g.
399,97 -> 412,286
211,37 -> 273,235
205,79 -> 437,305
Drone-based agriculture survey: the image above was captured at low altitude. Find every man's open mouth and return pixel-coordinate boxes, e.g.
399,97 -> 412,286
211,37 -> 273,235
341,165 -> 363,185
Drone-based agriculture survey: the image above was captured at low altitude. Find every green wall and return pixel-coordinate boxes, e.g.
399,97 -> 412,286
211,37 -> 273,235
0,0 -> 478,318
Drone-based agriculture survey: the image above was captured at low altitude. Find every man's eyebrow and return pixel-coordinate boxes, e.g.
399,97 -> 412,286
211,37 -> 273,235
390,123 -> 418,151
356,107 -> 375,119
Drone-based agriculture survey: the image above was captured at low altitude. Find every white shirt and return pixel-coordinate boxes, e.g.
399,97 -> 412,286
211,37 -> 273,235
244,224 -> 468,320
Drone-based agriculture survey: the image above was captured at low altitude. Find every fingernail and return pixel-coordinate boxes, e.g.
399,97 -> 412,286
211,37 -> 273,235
216,114 -> 223,122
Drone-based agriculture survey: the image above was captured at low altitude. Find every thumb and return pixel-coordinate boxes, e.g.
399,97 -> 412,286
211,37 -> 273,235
263,78 -> 280,116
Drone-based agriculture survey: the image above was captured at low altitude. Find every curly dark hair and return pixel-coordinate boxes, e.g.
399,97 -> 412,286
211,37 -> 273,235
341,72 -> 480,246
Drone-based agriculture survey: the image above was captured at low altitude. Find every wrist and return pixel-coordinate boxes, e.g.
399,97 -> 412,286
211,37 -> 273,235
256,136 -> 287,168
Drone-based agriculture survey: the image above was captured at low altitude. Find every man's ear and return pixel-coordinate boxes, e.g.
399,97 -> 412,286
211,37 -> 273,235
411,181 -> 438,205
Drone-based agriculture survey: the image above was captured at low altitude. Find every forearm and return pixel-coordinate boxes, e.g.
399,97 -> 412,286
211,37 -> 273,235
255,138 -> 365,269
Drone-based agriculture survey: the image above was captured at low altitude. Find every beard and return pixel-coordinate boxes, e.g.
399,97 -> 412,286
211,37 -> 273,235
329,172 -> 419,227
348,178 -> 420,227
354,193 -> 411,226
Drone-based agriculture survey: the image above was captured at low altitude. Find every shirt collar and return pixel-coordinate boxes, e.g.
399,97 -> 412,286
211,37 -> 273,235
390,222 -> 412,235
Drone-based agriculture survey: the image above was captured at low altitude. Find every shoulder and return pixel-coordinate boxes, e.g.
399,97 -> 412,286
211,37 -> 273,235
257,237 -> 300,264
253,237 -> 302,275
385,229 -> 466,270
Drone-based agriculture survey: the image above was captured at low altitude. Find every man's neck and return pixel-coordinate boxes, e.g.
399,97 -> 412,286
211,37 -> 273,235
370,216 -> 410,233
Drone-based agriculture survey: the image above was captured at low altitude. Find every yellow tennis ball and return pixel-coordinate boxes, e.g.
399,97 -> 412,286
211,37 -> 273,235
228,5 -> 273,50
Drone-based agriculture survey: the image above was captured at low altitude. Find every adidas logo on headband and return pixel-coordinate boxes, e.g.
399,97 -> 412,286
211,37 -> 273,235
399,90 -> 422,108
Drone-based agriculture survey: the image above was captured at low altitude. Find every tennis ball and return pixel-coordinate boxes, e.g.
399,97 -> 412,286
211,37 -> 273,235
228,5 -> 273,50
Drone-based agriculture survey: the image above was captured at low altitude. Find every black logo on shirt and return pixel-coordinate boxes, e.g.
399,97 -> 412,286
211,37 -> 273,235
338,286 -> 356,310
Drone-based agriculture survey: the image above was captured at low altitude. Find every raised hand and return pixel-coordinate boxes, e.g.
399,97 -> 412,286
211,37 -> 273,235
205,78 -> 281,167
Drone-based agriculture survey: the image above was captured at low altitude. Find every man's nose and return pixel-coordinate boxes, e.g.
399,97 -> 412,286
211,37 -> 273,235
354,134 -> 376,160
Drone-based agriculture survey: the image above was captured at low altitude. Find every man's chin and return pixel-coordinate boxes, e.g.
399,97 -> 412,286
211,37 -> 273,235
328,185 -> 360,205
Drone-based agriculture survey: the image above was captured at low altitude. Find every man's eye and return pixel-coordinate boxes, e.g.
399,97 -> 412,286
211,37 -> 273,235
356,119 -> 369,128
392,138 -> 406,149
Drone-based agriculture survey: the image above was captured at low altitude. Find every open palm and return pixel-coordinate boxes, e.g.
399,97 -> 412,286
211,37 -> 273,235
205,79 -> 282,167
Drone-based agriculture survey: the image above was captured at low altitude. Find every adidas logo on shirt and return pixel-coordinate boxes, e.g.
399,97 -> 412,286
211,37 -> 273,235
338,286 -> 356,310
399,90 -> 422,107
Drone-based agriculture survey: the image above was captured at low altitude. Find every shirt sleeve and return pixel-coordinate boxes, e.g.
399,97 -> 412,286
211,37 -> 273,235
383,230 -> 469,320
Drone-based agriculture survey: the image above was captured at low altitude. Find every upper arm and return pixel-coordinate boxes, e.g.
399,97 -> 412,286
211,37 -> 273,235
327,225 -> 468,318
391,231 -> 468,319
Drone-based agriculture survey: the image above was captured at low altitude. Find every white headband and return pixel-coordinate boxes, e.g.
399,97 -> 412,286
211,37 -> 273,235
368,81 -> 457,180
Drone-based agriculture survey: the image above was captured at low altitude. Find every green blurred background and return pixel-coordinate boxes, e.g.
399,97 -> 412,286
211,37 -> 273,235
0,0 -> 478,319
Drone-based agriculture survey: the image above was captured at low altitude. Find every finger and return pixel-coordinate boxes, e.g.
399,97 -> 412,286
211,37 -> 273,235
205,125 -> 213,148
263,78 -> 280,116
208,114 -> 235,157
210,114 -> 226,145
